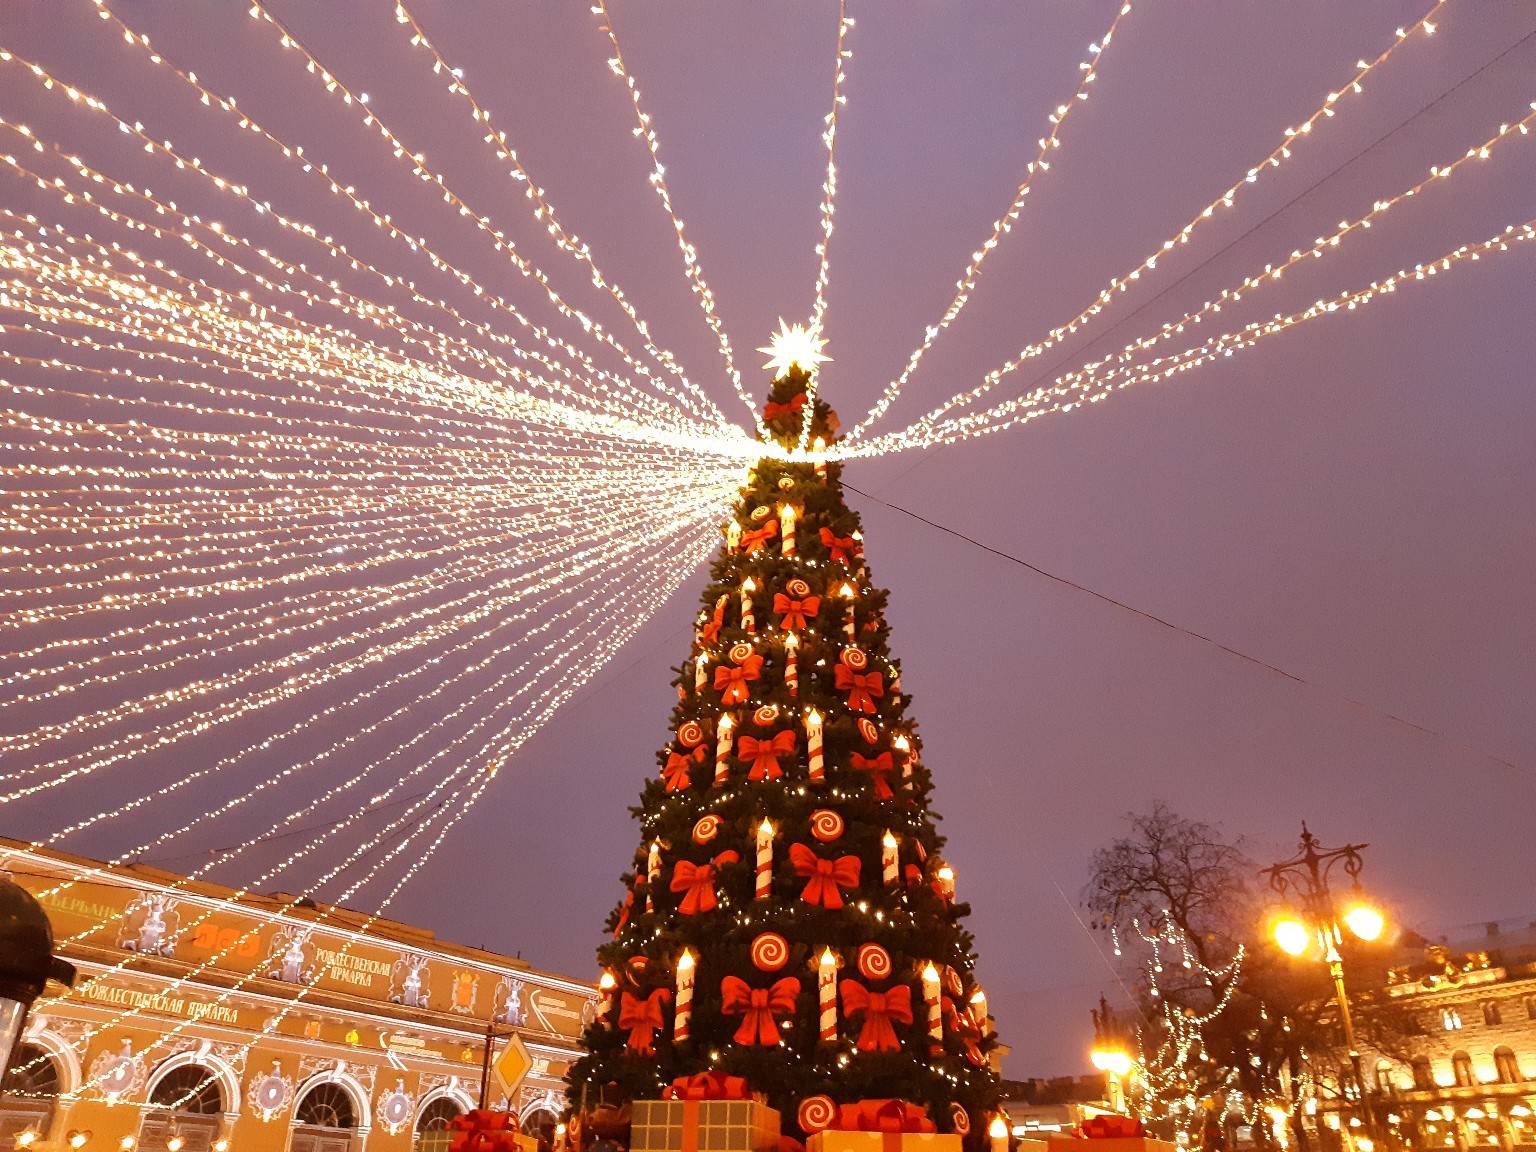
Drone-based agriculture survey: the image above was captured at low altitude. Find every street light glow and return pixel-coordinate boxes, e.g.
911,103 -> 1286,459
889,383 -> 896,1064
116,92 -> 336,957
1343,903 -> 1385,941
1272,915 -> 1311,956
1091,1047 -> 1133,1077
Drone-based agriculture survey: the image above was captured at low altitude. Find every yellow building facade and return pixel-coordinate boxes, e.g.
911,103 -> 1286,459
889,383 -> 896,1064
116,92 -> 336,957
0,842 -> 595,1152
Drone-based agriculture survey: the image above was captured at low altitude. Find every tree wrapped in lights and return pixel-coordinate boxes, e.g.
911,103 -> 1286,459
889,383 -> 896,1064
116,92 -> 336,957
568,351 -> 1000,1138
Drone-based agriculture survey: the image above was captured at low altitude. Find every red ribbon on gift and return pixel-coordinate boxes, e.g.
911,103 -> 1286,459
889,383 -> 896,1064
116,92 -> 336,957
737,730 -> 796,781
851,751 -> 895,799
1079,1116 -> 1145,1139
740,521 -> 779,553
830,1099 -> 936,1134
835,665 -> 883,714
714,654 -> 763,705
447,1112 -> 523,1152
820,527 -> 858,565
618,988 -> 671,1055
839,981 -> 913,1053
663,1070 -> 753,1100
764,393 -> 807,422
788,843 -> 860,908
773,593 -> 821,631
720,975 -> 801,1046
670,851 -> 740,915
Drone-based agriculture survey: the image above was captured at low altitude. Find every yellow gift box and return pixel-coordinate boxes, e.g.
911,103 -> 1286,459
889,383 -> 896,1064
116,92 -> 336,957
807,1132 -> 962,1152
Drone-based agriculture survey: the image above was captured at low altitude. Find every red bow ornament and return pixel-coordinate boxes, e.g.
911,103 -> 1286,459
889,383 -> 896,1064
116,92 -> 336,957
820,527 -> 859,565
737,730 -> 796,781
943,996 -> 986,1065
719,975 -> 801,1046
662,746 -> 704,792
713,654 -> 763,705
851,751 -> 895,800
764,393 -> 807,422
701,597 -> 727,644
772,593 -> 821,631
613,890 -> 634,939
670,851 -> 740,915
838,980 -> 913,1053
740,521 -> 779,553
788,843 -> 861,908
618,988 -> 672,1055
835,665 -> 884,714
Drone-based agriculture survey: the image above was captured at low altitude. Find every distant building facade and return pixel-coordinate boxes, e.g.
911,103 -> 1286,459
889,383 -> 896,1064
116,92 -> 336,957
1361,922 -> 1536,1152
0,842 -> 594,1152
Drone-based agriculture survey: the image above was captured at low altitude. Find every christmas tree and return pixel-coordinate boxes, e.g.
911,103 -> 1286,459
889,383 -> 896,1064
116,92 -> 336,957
569,335 -> 1001,1141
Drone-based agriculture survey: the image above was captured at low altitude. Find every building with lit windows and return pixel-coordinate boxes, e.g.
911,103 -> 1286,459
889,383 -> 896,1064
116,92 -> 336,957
1358,923 -> 1536,1152
0,841 -> 594,1152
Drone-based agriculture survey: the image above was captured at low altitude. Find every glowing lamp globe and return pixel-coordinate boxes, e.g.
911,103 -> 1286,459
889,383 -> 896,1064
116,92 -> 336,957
1272,915 -> 1311,956
1091,1048 -> 1133,1078
1344,903 -> 1385,941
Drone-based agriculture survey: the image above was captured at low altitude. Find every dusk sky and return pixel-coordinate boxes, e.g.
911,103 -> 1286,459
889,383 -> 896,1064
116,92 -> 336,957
4,2 -> 1534,1078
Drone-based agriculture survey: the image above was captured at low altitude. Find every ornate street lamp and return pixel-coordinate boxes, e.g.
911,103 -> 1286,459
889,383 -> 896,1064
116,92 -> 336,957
0,871 -> 77,1079
1261,825 -> 1385,1137
1090,994 -> 1135,1114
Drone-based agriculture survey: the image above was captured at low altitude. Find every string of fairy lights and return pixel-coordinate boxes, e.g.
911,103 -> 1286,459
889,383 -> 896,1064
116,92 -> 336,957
0,0 -> 1527,1107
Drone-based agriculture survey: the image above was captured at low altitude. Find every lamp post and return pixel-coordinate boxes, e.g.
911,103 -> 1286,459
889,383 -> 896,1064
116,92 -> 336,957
1090,994 -> 1134,1115
1261,825 -> 1385,1142
1,871 -> 77,1079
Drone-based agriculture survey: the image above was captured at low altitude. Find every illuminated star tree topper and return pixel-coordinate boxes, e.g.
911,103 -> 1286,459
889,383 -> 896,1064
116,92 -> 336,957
758,319 -> 831,378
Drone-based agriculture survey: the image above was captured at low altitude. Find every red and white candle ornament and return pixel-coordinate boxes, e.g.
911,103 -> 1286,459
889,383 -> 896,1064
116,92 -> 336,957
715,714 -> 734,785
840,582 -> 857,640
881,831 -> 899,888
695,655 -> 708,692
597,969 -> 617,1022
812,437 -> 829,480
726,520 -> 741,550
755,819 -> 774,900
784,633 -> 799,698
937,864 -> 956,900
780,504 -> 797,557
805,709 -> 824,782
893,732 -> 913,778
922,963 -> 943,1054
818,949 -> 838,1042
741,578 -> 756,634
674,950 -> 695,1044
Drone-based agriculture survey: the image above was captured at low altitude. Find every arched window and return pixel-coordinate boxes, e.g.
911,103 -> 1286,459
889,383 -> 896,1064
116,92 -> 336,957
1525,996 -> 1536,1021
1483,1001 -> 1503,1027
1375,1059 -> 1398,1094
1494,1047 -> 1522,1084
415,1098 -> 462,1152
296,1084 -> 356,1131
149,1066 -> 224,1116
0,1043 -> 61,1142
1443,1007 -> 1464,1031
1410,1055 -> 1435,1090
522,1109 -> 559,1144
1452,1051 -> 1475,1088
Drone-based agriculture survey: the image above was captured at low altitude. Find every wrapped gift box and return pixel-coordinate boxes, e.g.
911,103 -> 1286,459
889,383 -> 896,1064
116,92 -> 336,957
1051,1139 -> 1175,1152
631,1098 -> 781,1152
807,1133 -> 962,1152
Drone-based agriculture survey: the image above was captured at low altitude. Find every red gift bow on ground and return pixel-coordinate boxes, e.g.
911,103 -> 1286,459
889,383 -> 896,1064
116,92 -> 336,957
663,1070 -> 753,1101
830,1100 -> 936,1134
740,521 -> 779,553
839,981 -> 913,1053
835,665 -> 883,714
720,975 -> 801,1046
663,746 -> 704,791
850,751 -> 895,799
820,527 -> 858,565
671,851 -> 740,914
764,393 -> 807,421
714,655 -> 763,705
619,988 -> 671,1054
773,593 -> 821,631
738,730 -> 796,781
447,1111 -> 522,1152
1079,1116 -> 1144,1139
788,843 -> 860,908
